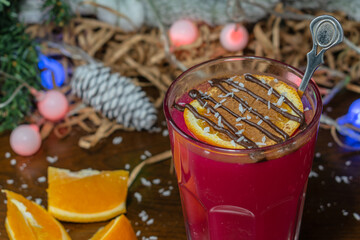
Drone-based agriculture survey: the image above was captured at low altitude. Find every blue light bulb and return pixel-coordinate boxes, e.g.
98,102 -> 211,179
38,54 -> 65,89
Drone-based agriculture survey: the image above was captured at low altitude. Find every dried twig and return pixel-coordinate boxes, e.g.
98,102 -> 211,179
128,150 -> 172,188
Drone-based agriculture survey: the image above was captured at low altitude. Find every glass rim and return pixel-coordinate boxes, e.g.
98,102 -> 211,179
163,55 -> 323,154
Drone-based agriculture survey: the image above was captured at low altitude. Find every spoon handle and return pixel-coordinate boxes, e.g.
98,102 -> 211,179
298,15 -> 343,97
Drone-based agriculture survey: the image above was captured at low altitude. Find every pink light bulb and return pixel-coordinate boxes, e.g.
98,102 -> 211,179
10,124 -> 41,156
220,23 -> 249,52
37,90 -> 69,121
169,19 -> 199,47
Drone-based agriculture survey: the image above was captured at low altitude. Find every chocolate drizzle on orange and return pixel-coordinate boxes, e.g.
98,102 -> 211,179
174,74 -> 305,149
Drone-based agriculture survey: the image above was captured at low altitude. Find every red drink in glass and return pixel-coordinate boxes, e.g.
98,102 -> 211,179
164,56 -> 322,240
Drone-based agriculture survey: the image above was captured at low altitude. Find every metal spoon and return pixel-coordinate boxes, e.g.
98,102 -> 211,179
298,15 -> 344,97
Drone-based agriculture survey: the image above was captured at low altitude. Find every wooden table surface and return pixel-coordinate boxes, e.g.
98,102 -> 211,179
0,89 -> 359,240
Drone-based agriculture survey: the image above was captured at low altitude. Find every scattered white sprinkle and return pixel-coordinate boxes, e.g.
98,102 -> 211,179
315,152 -> 321,158
232,88 -> 239,92
208,80 -> 213,84
149,236 -> 158,240
264,116 -> 270,120
169,186 -> 174,190
158,188 -> 164,193
4,200 -> 7,204
246,115 -> 251,120
136,230 -> 141,237
134,192 -> 142,203
140,177 -> 152,187
327,203 -> 332,207
309,171 -> 319,178
140,154 -> 147,160
236,136 -> 245,143
162,129 -> 169,137
304,107 -> 310,111
214,103 -> 222,109
276,95 -> 285,106
267,87 -> 273,96
235,129 -> 244,135
10,159 -> 16,166
139,210 -> 149,222
37,176 -> 46,183
268,101 -> 271,109
236,117 -> 244,122
345,160 -> 352,166
217,116 -> 223,127
341,176 -> 351,184
220,99 -> 227,104
327,142 -> 333,147
239,82 -> 244,88
125,164 -> 130,170
280,108 -> 288,112
202,102 -> 208,108
112,136 -> 123,145
257,119 -> 263,125
5,152 -> 11,158
262,136 -> 266,143
21,184 -> 28,189
6,179 -> 14,185
260,78 -> 266,84
177,102 -> 185,106
230,140 -> 236,147
207,108 -> 210,114
353,212 -> 360,221
146,218 -> 154,225
46,155 -> 58,164
35,198 -> 42,205
342,209 -> 349,216
26,196 -> 32,200
152,179 -> 161,185
214,112 -> 219,118
274,78 -> 278,83
144,150 -> 152,157
256,142 -> 267,146
335,176 -> 342,183
162,190 -> 171,197
235,123 -> 243,126
318,165 -> 324,171
204,127 -> 210,133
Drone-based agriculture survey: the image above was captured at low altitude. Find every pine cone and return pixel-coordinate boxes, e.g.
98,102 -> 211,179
71,63 -> 157,130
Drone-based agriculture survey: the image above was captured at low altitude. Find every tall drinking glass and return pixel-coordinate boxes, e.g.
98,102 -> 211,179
164,56 -> 322,240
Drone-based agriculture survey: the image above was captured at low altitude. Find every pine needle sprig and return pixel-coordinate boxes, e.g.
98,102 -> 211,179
0,2 -> 41,132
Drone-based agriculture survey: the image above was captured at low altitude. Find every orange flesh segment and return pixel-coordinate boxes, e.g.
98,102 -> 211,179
3,190 -> 70,240
47,167 -> 129,223
90,215 -> 137,240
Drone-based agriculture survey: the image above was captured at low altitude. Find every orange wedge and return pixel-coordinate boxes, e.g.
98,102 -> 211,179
90,215 -> 137,240
3,190 -> 71,240
184,74 -> 304,149
47,167 -> 129,223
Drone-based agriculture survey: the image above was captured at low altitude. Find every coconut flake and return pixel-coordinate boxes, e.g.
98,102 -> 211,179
204,127 -> 210,133
267,87 -> 273,96
134,192 -> 142,203
268,101 -> 271,109
37,176 -> 46,183
239,82 -> 244,88
141,177 -> 152,187
238,104 -> 244,113
10,159 -> 16,166
217,116 -> 223,127
257,120 -> 263,125
232,88 -> 239,92
46,155 -> 58,164
146,218 -> 154,225
152,179 -> 161,184
276,95 -> 285,106
262,136 -> 266,143
236,136 -> 244,142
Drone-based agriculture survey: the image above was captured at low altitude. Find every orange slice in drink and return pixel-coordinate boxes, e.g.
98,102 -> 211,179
3,190 -> 71,240
184,74 -> 304,149
47,167 -> 129,223
90,215 -> 137,240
